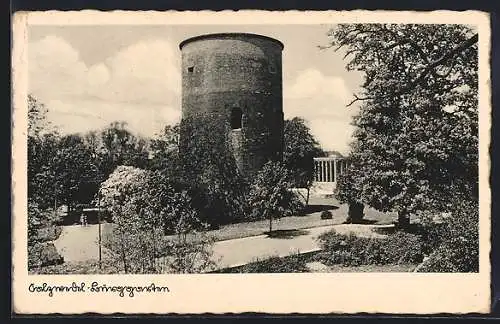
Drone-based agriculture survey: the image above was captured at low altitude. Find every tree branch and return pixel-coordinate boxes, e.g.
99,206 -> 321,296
345,33 -> 478,107
409,33 -> 478,88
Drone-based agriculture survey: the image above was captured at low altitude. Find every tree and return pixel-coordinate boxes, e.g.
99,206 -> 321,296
97,121 -> 150,178
283,117 -> 324,206
334,160 -> 365,223
100,166 -> 215,274
148,123 -> 180,173
246,161 -> 302,233
326,24 -> 478,228
28,95 -> 58,208
52,134 -> 100,211
28,94 -> 51,139
178,114 -> 248,225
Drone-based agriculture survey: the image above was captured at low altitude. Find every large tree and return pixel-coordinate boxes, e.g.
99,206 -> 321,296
178,114 -> 248,225
52,134 -> 100,210
327,24 -> 478,228
97,121 -> 150,177
283,117 -> 324,205
148,123 -> 180,173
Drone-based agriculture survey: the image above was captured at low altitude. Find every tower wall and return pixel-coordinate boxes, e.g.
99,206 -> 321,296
179,33 -> 284,177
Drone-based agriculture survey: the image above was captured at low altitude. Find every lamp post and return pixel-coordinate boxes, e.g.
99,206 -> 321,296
97,187 -> 102,270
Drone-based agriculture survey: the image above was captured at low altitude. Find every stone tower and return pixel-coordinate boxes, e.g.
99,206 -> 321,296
179,33 -> 284,177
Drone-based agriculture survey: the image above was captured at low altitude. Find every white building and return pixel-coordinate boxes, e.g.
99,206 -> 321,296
312,151 -> 348,194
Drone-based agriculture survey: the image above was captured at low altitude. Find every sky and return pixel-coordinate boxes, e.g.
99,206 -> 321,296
28,24 -> 364,154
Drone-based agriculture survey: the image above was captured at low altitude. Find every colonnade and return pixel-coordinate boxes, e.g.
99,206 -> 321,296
313,157 -> 347,183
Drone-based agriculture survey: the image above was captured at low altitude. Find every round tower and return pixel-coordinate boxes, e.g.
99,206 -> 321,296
179,33 -> 284,177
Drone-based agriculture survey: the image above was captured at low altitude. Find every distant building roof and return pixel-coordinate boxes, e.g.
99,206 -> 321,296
325,151 -> 345,159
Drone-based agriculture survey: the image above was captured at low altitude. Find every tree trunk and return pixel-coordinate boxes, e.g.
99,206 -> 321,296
306,187 -> 310,207
347,201 -> 364,223
269,214 -> 273,233
397,210 -> 410,230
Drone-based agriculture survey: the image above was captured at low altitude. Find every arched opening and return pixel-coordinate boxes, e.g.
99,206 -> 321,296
230,107 -> 242,129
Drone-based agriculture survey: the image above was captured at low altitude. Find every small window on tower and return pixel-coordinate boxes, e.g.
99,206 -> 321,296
268,61 -> 276,74
231,107 -> 242,129
187,66 -> 194,73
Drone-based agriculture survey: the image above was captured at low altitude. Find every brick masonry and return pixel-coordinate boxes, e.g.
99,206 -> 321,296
179,33 -> 284,177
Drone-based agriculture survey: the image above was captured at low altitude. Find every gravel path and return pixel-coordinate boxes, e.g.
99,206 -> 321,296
53,222 -> 391,268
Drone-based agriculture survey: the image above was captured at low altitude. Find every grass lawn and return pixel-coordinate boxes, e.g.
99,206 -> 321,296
98,195 -> 397,243
207,195 -> 397,242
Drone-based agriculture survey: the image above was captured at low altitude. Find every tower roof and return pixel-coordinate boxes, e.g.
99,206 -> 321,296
179,33 -> 284,50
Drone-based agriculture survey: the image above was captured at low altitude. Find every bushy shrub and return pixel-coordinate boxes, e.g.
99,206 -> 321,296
221,253 -> 310,273
28,242 -> 64,269
29,259 -> 121,275
320,210 -> 333,219
316,231 -> 424,266
100,166 -> 215,274
415,199 -> 479,272
36,226 -> 62,242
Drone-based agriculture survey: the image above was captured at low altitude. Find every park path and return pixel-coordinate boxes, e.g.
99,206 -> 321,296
53,222 -> 390,267
52,224 -> 113,262
211,224 -> 388,269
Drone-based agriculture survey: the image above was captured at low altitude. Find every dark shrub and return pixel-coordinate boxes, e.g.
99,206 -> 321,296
221,253 -> 310,273
36,226 -> 62,242
316,231 -> 424,266
416,199 -> 479,272
320,210 -> 333,220
29,260 -> 121,274
28,242 -> 64,269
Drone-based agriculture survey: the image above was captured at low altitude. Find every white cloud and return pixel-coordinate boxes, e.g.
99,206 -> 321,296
283,68 -> 357,155
87,63 -> 110,88
100,39 -> 181,104
29,36 -> 182,136
46,98 -> 180,138
284,68 -> 351,102
29,35 -> 88,101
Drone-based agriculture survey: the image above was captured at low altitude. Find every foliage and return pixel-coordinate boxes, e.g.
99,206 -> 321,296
97,122 -> 150,175
28,95 -> 60,211
219,253 -> 310,273
328,24 -> 478,227
315,231 -> 424,266
246,161 -> 303,232
51,134 -> 101,208
320,210 -> 333,220
28,259 -> 122,275
415,199 -> 479,272
36,226 -> 63,242
100,166 -> 215,274
28,242 -> 64,269
28,200 -> 42,246
148,123 -> 180,172
163,234 -> 216,274
27,95 -> 65,256
28,94 -> 53,139
283,117 -> 324,204
178,114 -> 249,225
27,95 -> 102,227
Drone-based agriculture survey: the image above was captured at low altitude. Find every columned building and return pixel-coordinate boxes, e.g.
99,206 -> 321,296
313,151 -> 347,191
